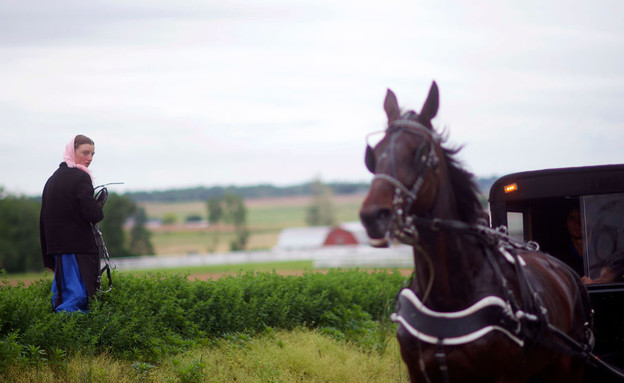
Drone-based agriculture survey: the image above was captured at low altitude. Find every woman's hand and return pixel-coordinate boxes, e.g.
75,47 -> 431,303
96,188 -> 108,208
582,267 -> 616,285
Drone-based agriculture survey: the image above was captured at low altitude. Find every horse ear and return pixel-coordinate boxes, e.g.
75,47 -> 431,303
420,81 -> 439,123
384,89 -> 401,123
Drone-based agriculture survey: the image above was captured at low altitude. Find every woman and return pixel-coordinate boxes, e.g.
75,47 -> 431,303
40,134 -> 105,312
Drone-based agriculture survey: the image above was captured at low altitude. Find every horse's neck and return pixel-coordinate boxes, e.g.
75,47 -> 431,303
410,173 -> 488,310
412,230 -> 488,310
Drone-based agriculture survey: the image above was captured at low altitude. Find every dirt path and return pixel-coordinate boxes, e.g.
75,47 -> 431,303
186,268 -> 413,281
3,268 -> 413,286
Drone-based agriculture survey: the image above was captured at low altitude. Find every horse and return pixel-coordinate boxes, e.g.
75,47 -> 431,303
359,82 -> 594,383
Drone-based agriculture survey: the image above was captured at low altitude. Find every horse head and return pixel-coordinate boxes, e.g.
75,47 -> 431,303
359,82 -> 452,247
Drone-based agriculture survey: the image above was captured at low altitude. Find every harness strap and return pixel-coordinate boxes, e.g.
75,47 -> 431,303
435,340 -> 450,383
483,243 -> 521,317
374,174 -> 417,199
547,323 -> 624,379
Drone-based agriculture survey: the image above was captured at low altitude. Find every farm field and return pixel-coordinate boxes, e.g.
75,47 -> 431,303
140,194 -> 366,255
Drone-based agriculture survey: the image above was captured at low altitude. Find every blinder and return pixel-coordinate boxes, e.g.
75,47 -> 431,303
413,144 -> 430,175
365,145 -> 376,173
363,124 -> 434,176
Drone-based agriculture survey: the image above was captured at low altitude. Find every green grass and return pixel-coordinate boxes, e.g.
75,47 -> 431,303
2,261 -> 410,382
149,229 -> 282,254
248,204 -> 310,228
141,197 -> 363,229
140,200 -> 311,228
1,328 -> 409,383
247,199 -> 362,228
139,201 -> 206,223
1,270 -> 409,381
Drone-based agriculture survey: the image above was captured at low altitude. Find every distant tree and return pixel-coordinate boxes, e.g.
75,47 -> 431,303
129,207 -> 155,255
223,193 -> 249,251
223,194 -> 246,227
100,193 -> 137,258
206,197 -> 224,252
162,213 -> 177,225
100,194 -> 155,258
206,193 -> 249,252
305,178 -> 336,226
207,197 -> 224,226
0,193 -> 41,273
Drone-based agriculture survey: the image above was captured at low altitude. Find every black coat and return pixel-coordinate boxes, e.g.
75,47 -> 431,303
40,162 -> 104,269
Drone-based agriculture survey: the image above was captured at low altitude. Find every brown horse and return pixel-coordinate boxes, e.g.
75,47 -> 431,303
359,82 -> 593,382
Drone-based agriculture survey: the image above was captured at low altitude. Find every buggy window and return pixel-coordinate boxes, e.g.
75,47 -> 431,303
506,212 -> 524,241
582,193 -> 624,283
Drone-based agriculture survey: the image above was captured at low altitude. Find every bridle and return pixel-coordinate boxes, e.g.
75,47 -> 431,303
365,116 -> 441,245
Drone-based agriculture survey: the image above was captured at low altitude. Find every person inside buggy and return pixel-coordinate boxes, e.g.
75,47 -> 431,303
506,194 -> 624,285
582,195 -> 624,284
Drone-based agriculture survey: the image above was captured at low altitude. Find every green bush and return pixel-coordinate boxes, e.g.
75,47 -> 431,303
0,195 -> 41,273
0,270 -> 406,366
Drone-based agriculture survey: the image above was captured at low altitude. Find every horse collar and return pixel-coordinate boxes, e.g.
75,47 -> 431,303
392,288 -> 524,347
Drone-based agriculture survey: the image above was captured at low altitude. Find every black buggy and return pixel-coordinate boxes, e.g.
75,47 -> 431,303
489,164 -> 624,381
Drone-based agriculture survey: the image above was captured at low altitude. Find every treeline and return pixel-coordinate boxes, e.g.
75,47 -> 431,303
124,181 -> 371,203
124,177 -> 497,203
0,189 -> 154,274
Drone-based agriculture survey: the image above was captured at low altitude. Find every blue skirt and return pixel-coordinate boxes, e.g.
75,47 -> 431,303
51,253 -> 88,313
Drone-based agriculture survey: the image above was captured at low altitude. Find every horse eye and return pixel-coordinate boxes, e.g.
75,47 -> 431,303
413,145 -> 429,172
365,146 -> 376,173
416,145 -> 430,161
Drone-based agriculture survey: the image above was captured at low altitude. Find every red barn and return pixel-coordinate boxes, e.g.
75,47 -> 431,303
323,227 -> 358,246
275,221 -> 368,250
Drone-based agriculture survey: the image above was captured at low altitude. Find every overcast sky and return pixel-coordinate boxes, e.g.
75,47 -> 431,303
1,0 -> 623,196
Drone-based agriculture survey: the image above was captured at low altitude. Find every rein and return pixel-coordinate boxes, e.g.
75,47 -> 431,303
93,183 -> 121,293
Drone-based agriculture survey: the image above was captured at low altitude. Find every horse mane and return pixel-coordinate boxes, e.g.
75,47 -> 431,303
440,139 -> 483,224
403,111 -> 483,223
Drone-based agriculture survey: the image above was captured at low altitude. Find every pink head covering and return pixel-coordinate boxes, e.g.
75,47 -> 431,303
64,136 -> 93,181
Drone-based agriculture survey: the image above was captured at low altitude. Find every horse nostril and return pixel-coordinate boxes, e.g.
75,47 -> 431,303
377,208 -> 391,222
360,206 -> 392,239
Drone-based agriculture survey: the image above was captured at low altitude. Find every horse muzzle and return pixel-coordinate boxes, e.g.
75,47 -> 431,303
359,206 -> 392,248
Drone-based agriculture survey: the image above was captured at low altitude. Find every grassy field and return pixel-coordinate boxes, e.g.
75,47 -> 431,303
2,267 -> 412,382
2,328 -> 409,383
140,194 -> 366,255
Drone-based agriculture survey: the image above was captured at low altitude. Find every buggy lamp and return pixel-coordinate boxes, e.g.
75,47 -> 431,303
504,183 -> 518,193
